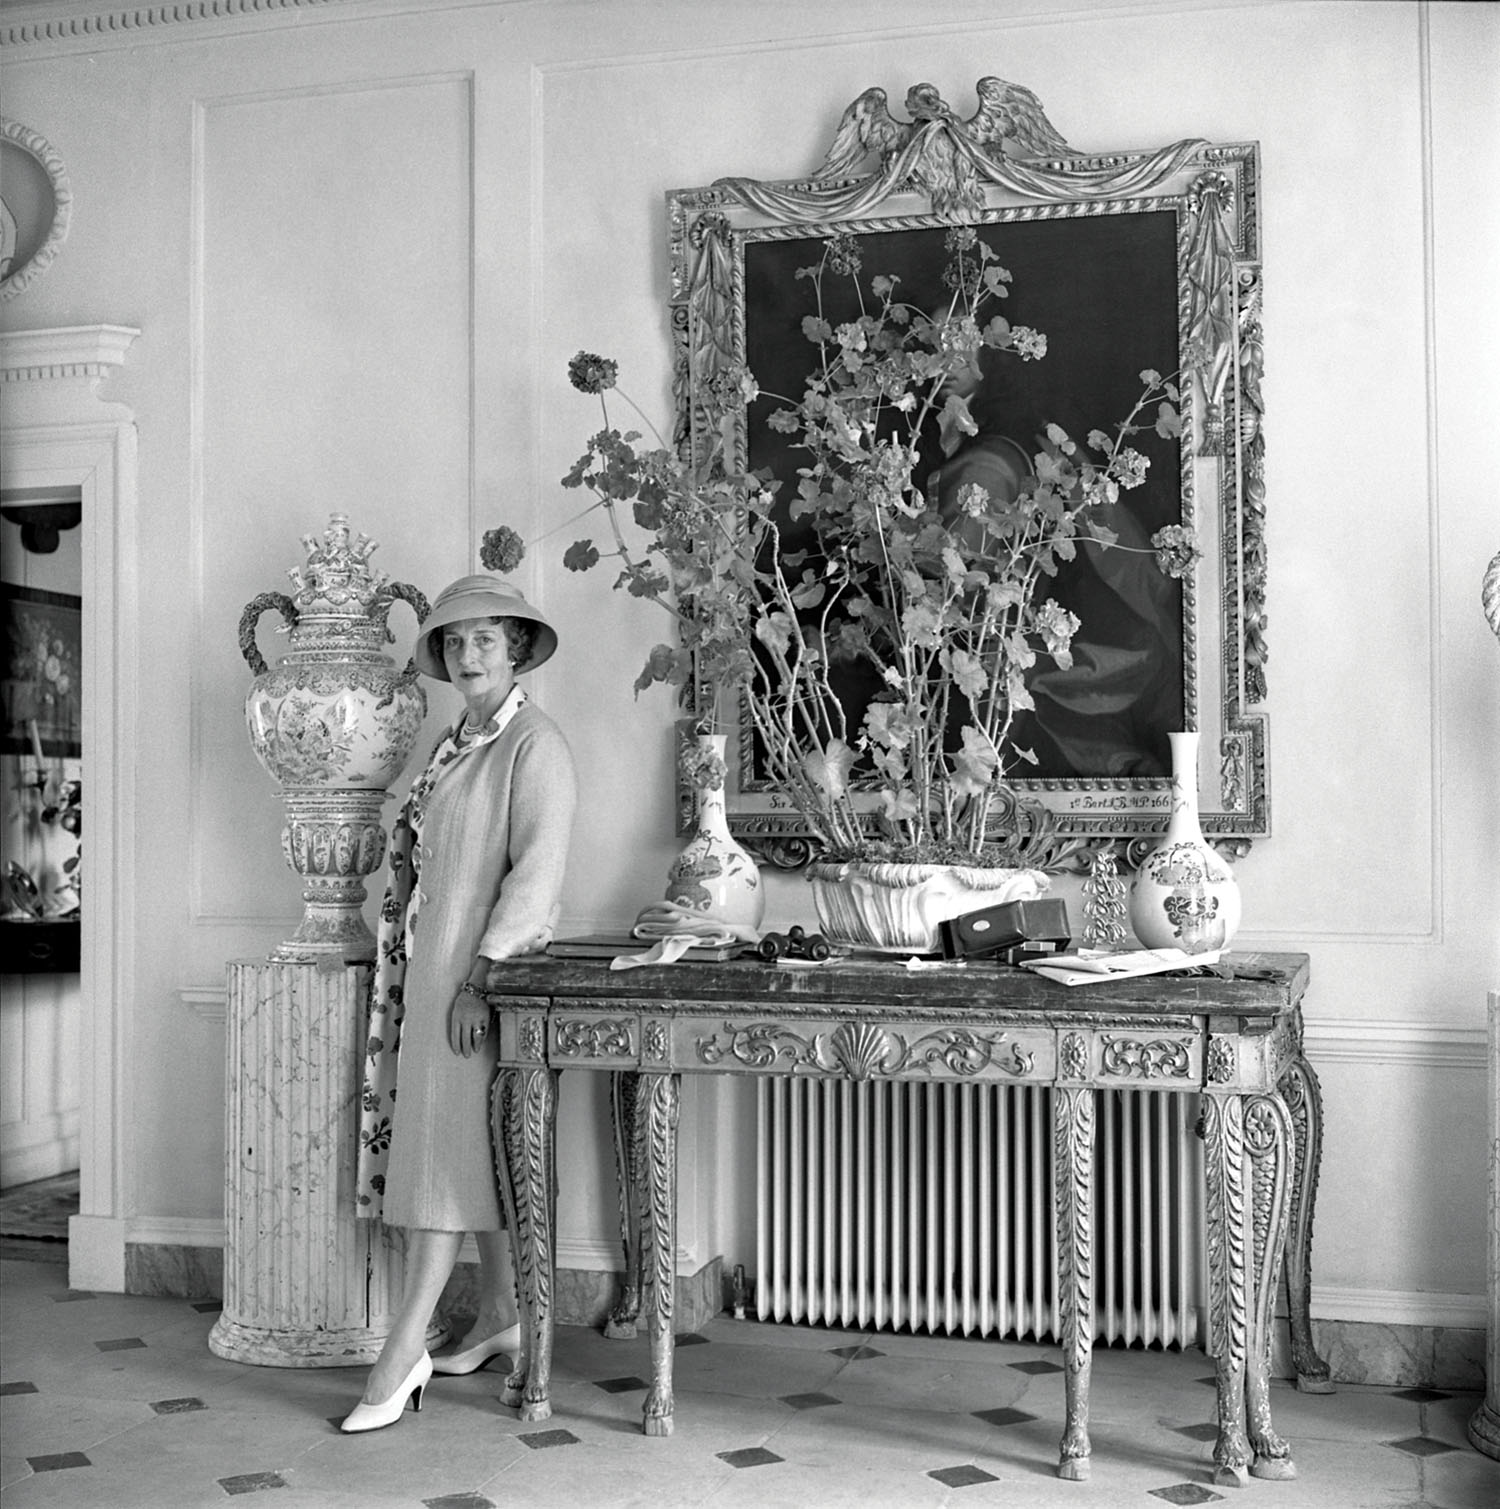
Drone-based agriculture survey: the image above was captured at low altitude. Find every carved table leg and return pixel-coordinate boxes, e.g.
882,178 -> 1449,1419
1053,1083 -> 1095,1481
1244,1091 -> 1297,1480
493,1064 -> 558,1423
639,1071 -> 679,1437
605,1071 -> 644,1339
1278,1049 -> 1334,1392
1203,1092 -> 1252,1488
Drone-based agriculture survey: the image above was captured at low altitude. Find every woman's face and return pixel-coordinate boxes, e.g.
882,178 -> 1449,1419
442,616 -> 515,716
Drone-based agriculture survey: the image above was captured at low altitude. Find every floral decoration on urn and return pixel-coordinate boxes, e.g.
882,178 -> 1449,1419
240,514 -> 429,963
1127,730 -> 1241,954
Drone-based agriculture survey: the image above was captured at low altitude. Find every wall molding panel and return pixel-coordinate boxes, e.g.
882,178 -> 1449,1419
185,70 -> 475,930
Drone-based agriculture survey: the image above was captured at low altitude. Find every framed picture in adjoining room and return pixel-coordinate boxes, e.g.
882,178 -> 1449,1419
667,77 -> 1266,866
1,584 -> 82,757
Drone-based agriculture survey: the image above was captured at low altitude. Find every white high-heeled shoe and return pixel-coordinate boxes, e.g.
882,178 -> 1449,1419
429,1322 -> 521,1377
339,1351 -> 432,1433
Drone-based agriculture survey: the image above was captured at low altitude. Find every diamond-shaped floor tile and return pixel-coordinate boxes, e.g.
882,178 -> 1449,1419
518,1429 -> 580,1450
27,1453 -> 91,1473
1390,1387 -> 1451,1403
151,1397 -> 207,1415
1149,1486 -> 1223,1506
424,1496 -> 496,1509
781,1392 -> 840,1410
94,1337 -> 146,1352
0,1381 -> 39,1395
675,1332 -> 709,1346
929,1464 -> 998,1488
218,1472 -> 287,1495
1008,1358 -> 1063,1375
827,1344 -> 884,1360
718,1446 -> 783,1469
51,1291 -> 94,1303
1385,1435 -> 1458,1458
1172,1422 -> 1221,1442
593,1375 -> 649,1394
973,1406 -> 1038,1428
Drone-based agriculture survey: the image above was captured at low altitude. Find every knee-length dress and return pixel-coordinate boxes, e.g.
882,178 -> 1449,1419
355,686 -> 577,1231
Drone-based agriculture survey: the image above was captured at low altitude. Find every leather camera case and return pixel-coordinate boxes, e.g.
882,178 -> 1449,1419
938,898 -> 1072,961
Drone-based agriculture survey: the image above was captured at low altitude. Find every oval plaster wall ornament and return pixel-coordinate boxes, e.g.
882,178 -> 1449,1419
0,118 -> 73,301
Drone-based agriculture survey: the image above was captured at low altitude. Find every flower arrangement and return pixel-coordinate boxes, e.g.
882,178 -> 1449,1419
39,776 -> 82,911
495,229 -> 1195,865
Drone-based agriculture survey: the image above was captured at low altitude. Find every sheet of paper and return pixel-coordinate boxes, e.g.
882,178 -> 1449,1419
1020,948 -> 1221,986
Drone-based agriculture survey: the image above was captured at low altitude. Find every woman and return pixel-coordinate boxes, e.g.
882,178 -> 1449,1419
343,574 -> 577,1434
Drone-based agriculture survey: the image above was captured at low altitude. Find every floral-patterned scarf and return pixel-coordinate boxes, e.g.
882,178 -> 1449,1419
354,684 -> 527,1219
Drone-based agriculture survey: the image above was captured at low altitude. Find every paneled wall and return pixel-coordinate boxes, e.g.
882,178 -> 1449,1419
0,0 -> 1495,1333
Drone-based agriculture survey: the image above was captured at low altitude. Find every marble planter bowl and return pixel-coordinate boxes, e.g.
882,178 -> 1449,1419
807,860 -> 1049,954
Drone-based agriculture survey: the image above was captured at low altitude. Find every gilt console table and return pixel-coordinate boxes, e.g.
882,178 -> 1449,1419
484,950 -> 1327,1486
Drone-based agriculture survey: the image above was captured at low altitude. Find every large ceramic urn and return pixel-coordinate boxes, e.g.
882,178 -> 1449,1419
239,514 -> 429,963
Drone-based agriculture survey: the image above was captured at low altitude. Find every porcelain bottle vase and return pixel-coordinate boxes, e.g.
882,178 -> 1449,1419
240,514 -> 429,963
1127,730 -> 1241,954
664,734 -> 765,931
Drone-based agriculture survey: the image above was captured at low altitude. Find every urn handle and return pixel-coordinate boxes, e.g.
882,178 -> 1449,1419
376,581 -> 432,681
238,592 -> 299,677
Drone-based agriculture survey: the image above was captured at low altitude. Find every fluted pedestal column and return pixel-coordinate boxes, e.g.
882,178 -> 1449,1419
209,960 -> 446,1367
1470,991 -> 1500,1458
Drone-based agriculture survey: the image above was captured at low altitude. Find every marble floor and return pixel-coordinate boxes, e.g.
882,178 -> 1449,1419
0,1256 -> 1496,1509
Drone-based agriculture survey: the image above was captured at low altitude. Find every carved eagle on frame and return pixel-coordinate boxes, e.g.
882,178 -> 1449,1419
813,77 -> 1074,217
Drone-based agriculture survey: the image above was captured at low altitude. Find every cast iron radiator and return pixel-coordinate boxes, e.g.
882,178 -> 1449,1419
756,1079 -> 1205,1346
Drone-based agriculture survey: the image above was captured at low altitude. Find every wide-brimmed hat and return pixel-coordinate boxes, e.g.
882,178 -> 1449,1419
413,574 -> 559,679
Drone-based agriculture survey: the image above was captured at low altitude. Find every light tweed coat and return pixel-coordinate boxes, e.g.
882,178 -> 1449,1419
358,696 -> 576,1231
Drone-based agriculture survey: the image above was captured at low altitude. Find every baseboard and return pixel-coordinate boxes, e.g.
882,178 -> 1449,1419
1310,1284 -> 1486,1329
126,1216 -> 223,1247
115,1231 -> 726,1335
1272,1314 -> 1485,1392
439,1254 -> 724,1335
451,1233 -> 712,1285
0,1113 -> 80,1188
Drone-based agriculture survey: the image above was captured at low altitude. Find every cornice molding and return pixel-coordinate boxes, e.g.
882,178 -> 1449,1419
0,324 -> 140,382
0,0 -> 349,48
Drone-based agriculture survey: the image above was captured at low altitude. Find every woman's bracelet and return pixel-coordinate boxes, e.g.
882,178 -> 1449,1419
458,981 -> 487,1000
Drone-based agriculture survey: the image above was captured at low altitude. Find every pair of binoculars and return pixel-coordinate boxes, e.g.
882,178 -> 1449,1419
756,925 -> 833,963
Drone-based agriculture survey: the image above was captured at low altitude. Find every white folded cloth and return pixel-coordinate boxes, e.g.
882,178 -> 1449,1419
608,901 -> 761,971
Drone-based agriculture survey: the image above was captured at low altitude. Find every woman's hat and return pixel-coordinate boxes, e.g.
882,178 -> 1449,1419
413,574 -> 559,679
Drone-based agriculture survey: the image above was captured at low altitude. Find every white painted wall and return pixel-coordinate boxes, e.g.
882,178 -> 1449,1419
0,0 -> 1494,1321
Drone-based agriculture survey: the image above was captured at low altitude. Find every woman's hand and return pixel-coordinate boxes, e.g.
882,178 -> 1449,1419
449,979 -> 493,1058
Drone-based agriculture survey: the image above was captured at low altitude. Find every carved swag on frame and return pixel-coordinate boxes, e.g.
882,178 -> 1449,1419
667,77 -> 1267,872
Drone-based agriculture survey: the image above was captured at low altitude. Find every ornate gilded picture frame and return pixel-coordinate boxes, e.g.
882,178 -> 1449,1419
667,79 -> 1266,868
